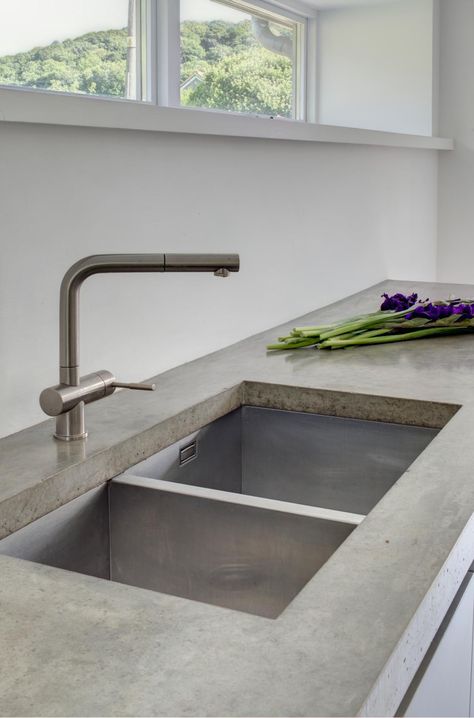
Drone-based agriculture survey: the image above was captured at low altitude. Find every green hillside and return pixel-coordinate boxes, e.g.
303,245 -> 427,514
0,20 -> 292,115
181,19 -> 292,116
0,28 -> 128,96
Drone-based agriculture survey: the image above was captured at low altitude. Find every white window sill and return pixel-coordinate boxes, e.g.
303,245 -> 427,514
0,86 -> 453,151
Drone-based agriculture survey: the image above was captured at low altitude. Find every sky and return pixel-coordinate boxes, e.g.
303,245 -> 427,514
181,0 -> 245,22
0,0 -> 244,57
0,0 -> 129,56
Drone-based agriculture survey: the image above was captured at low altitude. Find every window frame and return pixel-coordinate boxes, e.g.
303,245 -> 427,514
0,0 -> 452,149
0,0 -> 313,120
177,0 -> 308,120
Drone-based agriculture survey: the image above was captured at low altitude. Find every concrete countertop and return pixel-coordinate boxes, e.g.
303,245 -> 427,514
1,279 -> 474,717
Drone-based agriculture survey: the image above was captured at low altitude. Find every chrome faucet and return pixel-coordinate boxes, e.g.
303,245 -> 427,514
40,253 -> 240,441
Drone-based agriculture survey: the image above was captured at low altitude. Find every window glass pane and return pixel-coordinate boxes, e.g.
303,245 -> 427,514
180,0 -> 298,119
0,0 -> 140,100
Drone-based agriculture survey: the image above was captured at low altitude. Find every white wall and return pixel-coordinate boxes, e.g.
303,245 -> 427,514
437,0 -> 474,284
318,0 -> 435,135
0,123 -> 438,438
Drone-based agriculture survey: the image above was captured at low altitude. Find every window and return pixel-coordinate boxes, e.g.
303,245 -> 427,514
0,0 -> 307,119
0,0 -> 145,100
0,0 -> 441,142
180,0 -> 304,120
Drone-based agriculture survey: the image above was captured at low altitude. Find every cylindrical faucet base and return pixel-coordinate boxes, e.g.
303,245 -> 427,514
55,404 -> 87,441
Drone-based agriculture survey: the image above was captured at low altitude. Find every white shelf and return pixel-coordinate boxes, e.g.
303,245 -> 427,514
0,86 -> 454,151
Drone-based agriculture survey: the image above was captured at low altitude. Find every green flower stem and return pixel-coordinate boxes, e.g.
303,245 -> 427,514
318,309 -> 413,341
266,338 -> 319,351
323,327 -> 386,342
293,311 -> 394,339
320,326 -> 471,350
293,325 -> 334,335
298,328 -> 333,338
268,326 -> 394,351
350,328 -> 392,340
295,311 -> 392,338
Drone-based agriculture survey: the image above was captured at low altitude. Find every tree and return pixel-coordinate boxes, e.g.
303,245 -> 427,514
0,29 -> 128,97
0,18 -> 293,116
180,19 -> 255,83
187,46 -> 292,118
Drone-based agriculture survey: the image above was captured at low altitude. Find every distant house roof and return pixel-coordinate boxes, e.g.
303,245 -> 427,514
180,74 -> 204,92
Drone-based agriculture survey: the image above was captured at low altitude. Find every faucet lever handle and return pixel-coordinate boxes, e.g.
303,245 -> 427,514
112,381 -> 156,392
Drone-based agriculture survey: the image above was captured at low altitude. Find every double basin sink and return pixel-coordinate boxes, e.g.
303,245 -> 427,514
0,406 -> 437,618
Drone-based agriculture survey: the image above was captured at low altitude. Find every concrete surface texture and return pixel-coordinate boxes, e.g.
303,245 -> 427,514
1,280 -> 474,716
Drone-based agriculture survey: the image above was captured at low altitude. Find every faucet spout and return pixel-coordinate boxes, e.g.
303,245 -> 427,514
59,253 -> 239,374
44,253 -> 239,441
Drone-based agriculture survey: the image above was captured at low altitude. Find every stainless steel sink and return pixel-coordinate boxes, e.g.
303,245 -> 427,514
128,406 -> 438,516
0,406 -> 437,618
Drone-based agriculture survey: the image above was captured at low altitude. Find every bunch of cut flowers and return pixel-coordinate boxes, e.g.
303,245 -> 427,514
267,292 -> 474,352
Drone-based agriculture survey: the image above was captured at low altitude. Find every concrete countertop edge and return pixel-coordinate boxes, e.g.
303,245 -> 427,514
359,514 -> 474,716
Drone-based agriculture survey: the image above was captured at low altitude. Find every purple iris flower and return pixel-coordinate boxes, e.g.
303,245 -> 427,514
406,303 -> 448,320
405,302 -> 474,321
381,292 -> 419,312
453,303 -> 474,319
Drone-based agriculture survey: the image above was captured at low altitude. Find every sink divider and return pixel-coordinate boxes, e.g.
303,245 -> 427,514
114,473 -> 365,526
